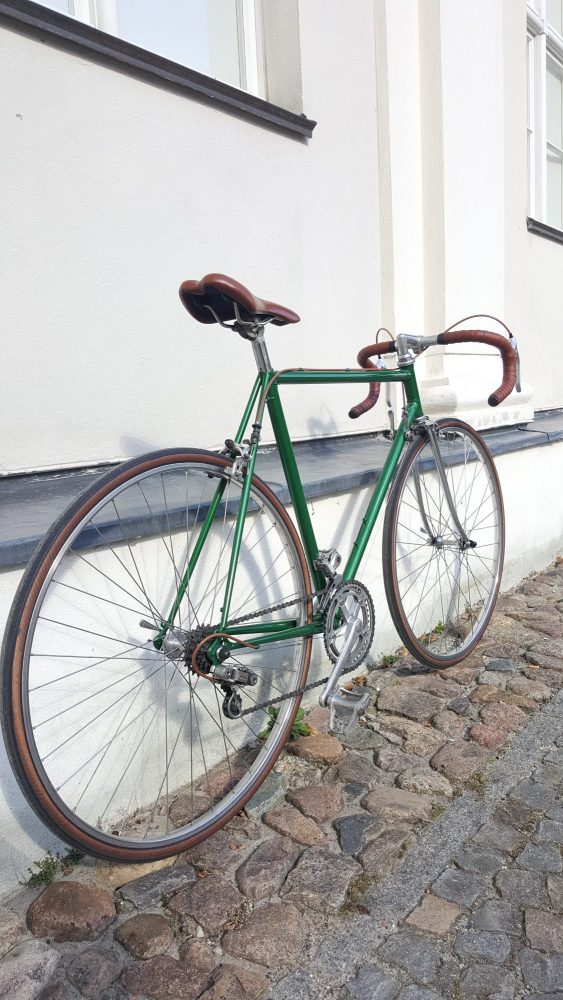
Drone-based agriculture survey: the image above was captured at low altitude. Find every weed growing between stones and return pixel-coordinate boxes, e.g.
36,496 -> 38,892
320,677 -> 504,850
257,706 -> 310,741
20,848 -> 84,889
379,653 -> 400,668
348,871 -> 375,901
467,771 -> 487,798
430,802 -> 447,821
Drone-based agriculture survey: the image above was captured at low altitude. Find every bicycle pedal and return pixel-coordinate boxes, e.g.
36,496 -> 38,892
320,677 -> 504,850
327,686 -> 371,735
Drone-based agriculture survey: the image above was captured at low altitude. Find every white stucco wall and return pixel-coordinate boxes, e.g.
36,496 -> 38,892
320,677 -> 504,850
0,1 -> 382,475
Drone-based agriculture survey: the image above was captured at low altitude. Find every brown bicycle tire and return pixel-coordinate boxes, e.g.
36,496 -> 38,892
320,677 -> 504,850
1,449 -> 312,862
382,419 -> 505,668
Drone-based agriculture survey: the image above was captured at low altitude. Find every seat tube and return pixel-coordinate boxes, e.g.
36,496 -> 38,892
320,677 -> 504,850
218,371 -> 270,629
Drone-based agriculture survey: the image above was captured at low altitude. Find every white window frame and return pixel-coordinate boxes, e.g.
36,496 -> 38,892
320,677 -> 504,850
527,0 -> 563,228
38,0 -> 264,97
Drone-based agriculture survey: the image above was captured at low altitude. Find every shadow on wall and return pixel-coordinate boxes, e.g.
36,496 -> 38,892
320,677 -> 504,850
307,407 -> 339,440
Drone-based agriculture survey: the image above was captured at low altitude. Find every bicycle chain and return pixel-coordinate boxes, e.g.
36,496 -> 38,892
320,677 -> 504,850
219,589 -> 359,718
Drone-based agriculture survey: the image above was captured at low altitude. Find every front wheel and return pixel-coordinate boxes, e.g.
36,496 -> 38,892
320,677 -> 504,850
382,419 -> 505,667
1,450 -> 312,861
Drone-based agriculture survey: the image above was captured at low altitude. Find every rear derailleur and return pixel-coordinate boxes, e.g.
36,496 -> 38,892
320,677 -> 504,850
213,660 -> 259,719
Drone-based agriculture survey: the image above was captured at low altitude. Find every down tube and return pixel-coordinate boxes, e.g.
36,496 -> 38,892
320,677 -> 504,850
343,411 -> 412,581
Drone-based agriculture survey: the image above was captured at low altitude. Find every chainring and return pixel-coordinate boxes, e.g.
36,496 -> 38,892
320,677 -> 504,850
323,579 -> 375,669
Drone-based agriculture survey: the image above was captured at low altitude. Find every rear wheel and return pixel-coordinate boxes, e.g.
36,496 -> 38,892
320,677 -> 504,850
1,450 -> 312,860
383,419 -> 504,667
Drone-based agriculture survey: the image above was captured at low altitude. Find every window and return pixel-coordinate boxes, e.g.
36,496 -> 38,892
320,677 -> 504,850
35,0 -> 263,96
528,0 -> 563,230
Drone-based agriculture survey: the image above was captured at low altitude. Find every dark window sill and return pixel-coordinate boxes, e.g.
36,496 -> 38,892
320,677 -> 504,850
527,217 -> 563,244
0,0 -> 316,139
1,410 -> 563,571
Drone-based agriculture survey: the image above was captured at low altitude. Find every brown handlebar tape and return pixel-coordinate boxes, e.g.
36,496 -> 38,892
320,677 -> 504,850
437,330 -> 517,407
348,340 -> 396,419
349,330 -> 516,417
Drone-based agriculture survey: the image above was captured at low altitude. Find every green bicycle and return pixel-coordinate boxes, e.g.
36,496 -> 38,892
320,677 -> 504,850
1,273 -> 519,861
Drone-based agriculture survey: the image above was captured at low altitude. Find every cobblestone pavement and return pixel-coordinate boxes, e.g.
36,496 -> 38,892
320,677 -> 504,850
2,562 -> 563,999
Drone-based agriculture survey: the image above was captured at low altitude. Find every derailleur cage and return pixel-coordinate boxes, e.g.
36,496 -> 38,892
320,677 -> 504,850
222,686 -> 243,719
216,662 -> 258,720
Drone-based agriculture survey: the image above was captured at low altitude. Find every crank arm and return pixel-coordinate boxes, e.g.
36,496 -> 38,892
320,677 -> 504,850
319,610 -> 362,707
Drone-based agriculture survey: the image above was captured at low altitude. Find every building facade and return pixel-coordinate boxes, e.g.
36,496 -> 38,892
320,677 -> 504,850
0,0 -> 562,897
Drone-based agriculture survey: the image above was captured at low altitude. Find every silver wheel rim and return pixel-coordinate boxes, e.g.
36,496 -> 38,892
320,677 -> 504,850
392,426 -> 503,661
21,459 -> 309,850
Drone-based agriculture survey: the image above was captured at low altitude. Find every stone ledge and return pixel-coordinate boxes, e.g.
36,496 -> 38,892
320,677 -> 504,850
1,409 -> 562,570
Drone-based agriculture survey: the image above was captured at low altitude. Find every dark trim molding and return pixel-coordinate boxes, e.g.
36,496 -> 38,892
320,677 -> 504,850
0,0 -> 316,139
527,216 -> 563,245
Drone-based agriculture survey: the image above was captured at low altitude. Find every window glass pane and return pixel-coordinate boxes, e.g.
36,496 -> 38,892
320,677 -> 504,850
547,153 -> 563,228
547,56 -> 563,149
114,0 -> 241,88
547,0 -> 563,34
36,0 -> 73,13
528,35 -> 535,216
528,35 -> 534,132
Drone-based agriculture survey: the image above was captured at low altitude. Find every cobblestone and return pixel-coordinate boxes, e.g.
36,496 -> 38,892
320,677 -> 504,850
378,929 -> 441,984
0,940 -> 60,1000
537,819 -> 563,842
376,715 -> 446,756
290,733 -> 343,764
454,846 -> 508,875
432,868 -> 485,907
470,900 -> 522,935
358,826 -> 411,875
286,783 -> 343,821
167,873 -> 245,934
472,819 -> 523,854
263,802 -> 325,845
516,840 -> 562,872
511,779 -> 557,810
431,741 -> 489,782
0,909 -> 27,959
361,786 -> 433,822
377,689 -> 445,722
115,864 -> 196,908
376,745 -> 424,773
121,955 -> 211,999
235,836 -> 300,900
333,752 -> 385,789
459,964 -> 515,997
344,964 -> 400,999
397,768 -> 453,797
114,913 -> 174,959
454,929 -> 511,963
281,847 -> 360,912
406,895 -> 461,934
495,867 -> 550,907
520,949 -> 563,992
525,909 -> 563,950
222,901 -> 306,968
27,882 -> 115,942
2,562 -> 563,999
66,947 -> 121,997
334,813 -> 381,854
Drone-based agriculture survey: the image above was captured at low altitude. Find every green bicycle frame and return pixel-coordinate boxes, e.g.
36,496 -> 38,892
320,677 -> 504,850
162,362 -> 423,655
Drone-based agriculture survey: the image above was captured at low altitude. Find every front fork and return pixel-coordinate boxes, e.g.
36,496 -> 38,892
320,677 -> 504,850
412,420 -> 475,626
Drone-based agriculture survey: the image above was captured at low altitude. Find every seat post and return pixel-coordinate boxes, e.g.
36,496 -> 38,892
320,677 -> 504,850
251,328 -> 273,373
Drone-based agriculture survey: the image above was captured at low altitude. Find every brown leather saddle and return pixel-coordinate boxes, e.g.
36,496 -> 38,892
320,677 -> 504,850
179,273 -> 300,327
